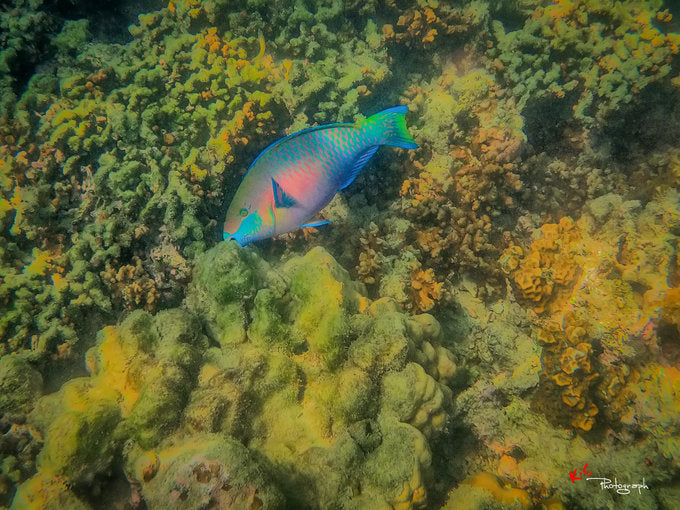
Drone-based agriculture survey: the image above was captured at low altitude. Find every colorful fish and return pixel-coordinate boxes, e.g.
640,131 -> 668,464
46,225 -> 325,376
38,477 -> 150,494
222,105 -> 418,246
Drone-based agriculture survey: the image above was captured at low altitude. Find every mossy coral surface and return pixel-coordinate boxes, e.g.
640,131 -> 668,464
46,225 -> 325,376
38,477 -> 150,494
7,242 -> 460,509
2,0 -> 680,509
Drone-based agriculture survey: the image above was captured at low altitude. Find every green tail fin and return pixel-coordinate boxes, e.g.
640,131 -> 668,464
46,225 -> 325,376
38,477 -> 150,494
363,105 -> 418,149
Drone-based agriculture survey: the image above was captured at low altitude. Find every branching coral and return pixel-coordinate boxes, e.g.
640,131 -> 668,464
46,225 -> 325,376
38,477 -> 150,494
100,257 -> 159,312
410,265 -> 444,313
0,5 -> 289,357
487,0 -> 680,127
382,3 -> 488,48
182,0 -> 393,123
356,221 -> 384,285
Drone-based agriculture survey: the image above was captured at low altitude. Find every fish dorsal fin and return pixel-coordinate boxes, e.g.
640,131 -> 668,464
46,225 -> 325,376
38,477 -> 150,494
272,178 -> 297,208
247,122 -> 356,173
338,145 -> 379,190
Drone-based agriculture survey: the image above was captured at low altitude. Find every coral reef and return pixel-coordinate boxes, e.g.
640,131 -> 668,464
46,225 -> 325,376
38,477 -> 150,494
0,4 -> 289,358
502,189 -> 680,433
10,242 -> 460,509
447,265 -> 676,509
2,1 -> 680,509
487,0 -> 680,128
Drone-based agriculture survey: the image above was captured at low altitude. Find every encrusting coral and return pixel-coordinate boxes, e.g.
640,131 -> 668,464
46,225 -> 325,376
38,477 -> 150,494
502,189 -> 680,432
500,217 -> 581,314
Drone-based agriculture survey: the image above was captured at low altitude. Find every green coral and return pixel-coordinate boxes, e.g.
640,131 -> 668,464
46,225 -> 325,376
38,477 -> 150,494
487,0 -> 680,127
15,242 -> 459,509
0,4 -> 289,357
0,354 -> 43,416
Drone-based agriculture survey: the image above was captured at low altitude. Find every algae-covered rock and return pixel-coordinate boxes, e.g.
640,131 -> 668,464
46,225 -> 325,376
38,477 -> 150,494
361,416 -> 431,508
442,473 -> 531,510
125,434 -> 285,509
11,474 -> 92,510
186,240 -> 284,347
184,244 -> 458,509
37,391 -> 121,484
0,354 -> 43,416
348,298 -> 412,373
16,243 -> 459,509
30,378 -> 121,485
282,246 -> 367,368
23,307 -> 208,492
382,361 -> 452,438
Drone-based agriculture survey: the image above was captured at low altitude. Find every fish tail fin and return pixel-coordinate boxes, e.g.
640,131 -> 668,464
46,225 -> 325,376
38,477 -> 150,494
362,105 -> 418,149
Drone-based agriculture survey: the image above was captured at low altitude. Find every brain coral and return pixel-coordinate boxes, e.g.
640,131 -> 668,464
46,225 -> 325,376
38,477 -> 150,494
11,241 -> 459,509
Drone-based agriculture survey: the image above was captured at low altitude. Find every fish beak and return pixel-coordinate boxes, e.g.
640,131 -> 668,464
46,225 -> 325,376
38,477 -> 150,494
223,230 -> 249,247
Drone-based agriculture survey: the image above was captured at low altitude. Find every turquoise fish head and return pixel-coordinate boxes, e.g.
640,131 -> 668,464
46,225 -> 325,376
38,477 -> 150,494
223,205 -> 274,246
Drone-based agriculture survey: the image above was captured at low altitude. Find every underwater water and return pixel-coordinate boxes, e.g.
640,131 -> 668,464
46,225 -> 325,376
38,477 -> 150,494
1,0 -> 680,508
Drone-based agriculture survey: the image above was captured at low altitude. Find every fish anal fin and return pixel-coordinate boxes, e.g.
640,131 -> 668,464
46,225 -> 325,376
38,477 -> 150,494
272,177 -> 297,208
339,145 -> 379,190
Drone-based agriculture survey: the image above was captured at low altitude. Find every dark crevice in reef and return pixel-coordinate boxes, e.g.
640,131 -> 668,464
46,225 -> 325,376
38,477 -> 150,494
44,0 -> 165,43
1,0 -> 164,96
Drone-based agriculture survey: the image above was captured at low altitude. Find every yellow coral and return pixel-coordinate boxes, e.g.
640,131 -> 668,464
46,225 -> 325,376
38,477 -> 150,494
410,267 -> 443,312
502,217 -> 581,313
24,248 -> 53,277
517,190 -> 680,432
463,473 -> 532,508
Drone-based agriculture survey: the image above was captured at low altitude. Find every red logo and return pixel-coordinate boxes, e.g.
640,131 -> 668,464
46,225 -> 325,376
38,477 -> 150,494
570,463 -> 592,483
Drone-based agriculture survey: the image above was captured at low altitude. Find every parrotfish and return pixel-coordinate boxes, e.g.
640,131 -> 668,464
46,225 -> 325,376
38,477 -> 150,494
222,105 -> 418,246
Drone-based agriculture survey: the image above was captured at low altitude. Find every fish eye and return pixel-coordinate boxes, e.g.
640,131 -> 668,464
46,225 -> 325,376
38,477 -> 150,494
239,207 -> 248,217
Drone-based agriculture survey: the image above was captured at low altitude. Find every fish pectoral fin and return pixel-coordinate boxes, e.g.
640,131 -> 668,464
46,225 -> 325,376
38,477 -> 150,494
338,145 -> 379,190
272,177 -> 297,208
300,219 -> 332,228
